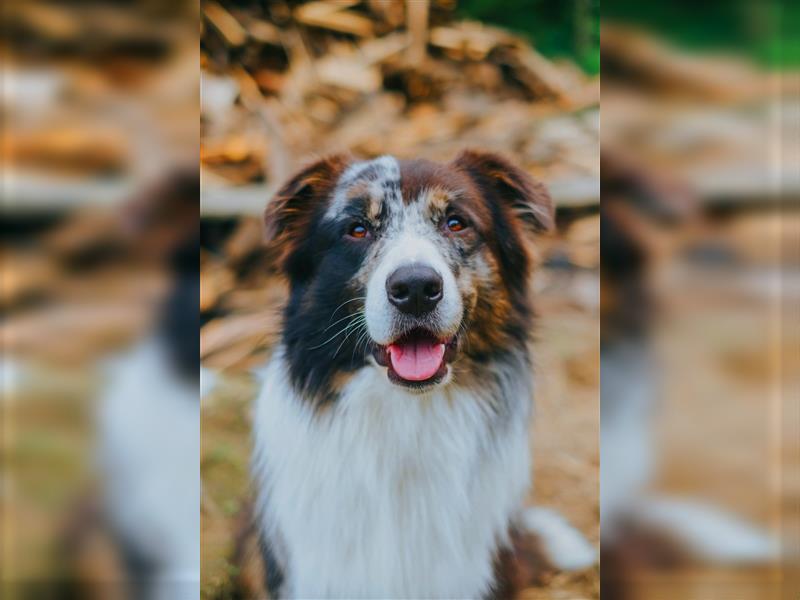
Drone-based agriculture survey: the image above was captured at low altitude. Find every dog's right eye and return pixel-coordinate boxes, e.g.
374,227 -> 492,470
445,215 -> 468,233
346,222 -> 370,239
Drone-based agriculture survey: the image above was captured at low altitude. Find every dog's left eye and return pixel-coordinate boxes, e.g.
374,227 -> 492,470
445,215 -> 468,233
347,222 -> 370,239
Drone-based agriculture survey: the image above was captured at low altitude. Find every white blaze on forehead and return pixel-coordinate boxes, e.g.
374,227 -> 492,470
325,155 -> 401,220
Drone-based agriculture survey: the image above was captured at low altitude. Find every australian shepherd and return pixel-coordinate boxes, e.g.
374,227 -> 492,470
251,150 -> 594,598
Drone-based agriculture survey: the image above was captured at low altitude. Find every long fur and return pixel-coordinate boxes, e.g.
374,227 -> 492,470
251,152 -> 591,598
253,348 -> 532,598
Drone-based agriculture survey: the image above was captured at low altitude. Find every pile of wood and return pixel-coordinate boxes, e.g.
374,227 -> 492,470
200,0 -> 600,216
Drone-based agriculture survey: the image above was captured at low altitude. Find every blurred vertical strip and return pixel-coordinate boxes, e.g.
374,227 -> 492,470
600,0 -> 799,598
1,1 -> 199,598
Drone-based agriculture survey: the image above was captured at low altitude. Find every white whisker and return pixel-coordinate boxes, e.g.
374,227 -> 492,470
351,328 -> 372,363
326,297 -> 366,325
333,319 -> 366,359
321,311 -> 362,335
308,317 -> 364,350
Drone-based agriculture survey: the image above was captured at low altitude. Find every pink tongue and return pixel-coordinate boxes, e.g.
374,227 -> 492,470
388,339 -> 446,381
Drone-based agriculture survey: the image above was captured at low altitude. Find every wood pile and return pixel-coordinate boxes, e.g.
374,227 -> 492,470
600,23 -> 770,102
200,0 -> 600,215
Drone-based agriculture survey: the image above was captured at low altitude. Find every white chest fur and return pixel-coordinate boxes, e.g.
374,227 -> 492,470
252,351 -> 532,599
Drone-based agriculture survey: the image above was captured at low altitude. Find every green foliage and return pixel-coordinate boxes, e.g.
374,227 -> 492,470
457,0 -> 600,74
458,0 -> 798,72
602,0 -> 798,69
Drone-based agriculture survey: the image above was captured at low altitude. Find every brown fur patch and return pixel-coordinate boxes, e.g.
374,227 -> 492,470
399,158 -> 494,228
425,188 -> 452,213
264,153 -> 352,270
466,286 -> 515,354
399,159 -> 472,204
232,502 -> 271,599
487,528 -> 563,599
451,149 -> 555,233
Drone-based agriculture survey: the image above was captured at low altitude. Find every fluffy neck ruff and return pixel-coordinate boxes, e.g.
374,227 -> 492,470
252,348 -> 533,599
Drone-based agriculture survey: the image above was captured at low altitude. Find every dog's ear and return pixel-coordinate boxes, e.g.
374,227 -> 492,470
452,150 -> 554,234
264,154 -> 351,267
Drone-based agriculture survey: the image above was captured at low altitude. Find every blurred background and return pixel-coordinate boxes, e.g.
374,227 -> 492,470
600,1 -> 799,599
2,1 -> 199,598
200,1 -> 600,598
3,1 -> 798,599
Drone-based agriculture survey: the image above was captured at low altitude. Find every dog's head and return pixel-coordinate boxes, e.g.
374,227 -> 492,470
266,151 -> 553,399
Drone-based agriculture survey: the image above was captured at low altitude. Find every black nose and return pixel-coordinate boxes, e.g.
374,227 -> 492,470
386,265 -> 443,316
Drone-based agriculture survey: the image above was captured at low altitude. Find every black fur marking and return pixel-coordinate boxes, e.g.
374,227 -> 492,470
259,530 -> 285,598
282,216 -> 373,400
160,232 -> 200,384
382,179 -> 400,197
116,530 -> 160,600
484,195 -> 533,320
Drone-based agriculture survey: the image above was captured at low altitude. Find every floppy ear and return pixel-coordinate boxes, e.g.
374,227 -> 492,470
451,150 -> 555,233
264,154 -> 351,268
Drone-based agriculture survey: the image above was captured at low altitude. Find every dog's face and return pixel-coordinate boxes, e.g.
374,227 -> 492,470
266,151 -> 553,400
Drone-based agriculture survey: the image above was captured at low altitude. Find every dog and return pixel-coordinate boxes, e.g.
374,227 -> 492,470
251,150 -> 595,599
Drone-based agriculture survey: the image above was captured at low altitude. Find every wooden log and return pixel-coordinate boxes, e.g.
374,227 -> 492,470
405,0 -> 429,64
200,311 -> 281,366
359,32 -> 409,65
203,1 -> 247,48
201,183 -> 274,217
506,44 -> 576,102
3,301 -> 153,363
294,1 -> 374,37
243,16 -> 282,46
200,257 -> 235,313
315,54 -> 382,93
2,174 -> 134,212
232,66 -> 291,186
429,22 -> 502,61
601,24 -> 769,101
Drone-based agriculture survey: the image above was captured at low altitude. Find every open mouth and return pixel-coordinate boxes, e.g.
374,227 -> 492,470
373,328 -> 458,388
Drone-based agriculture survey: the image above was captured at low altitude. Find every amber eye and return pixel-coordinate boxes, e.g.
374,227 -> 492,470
445,215 -> 468,232
347,222 -> 369,239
